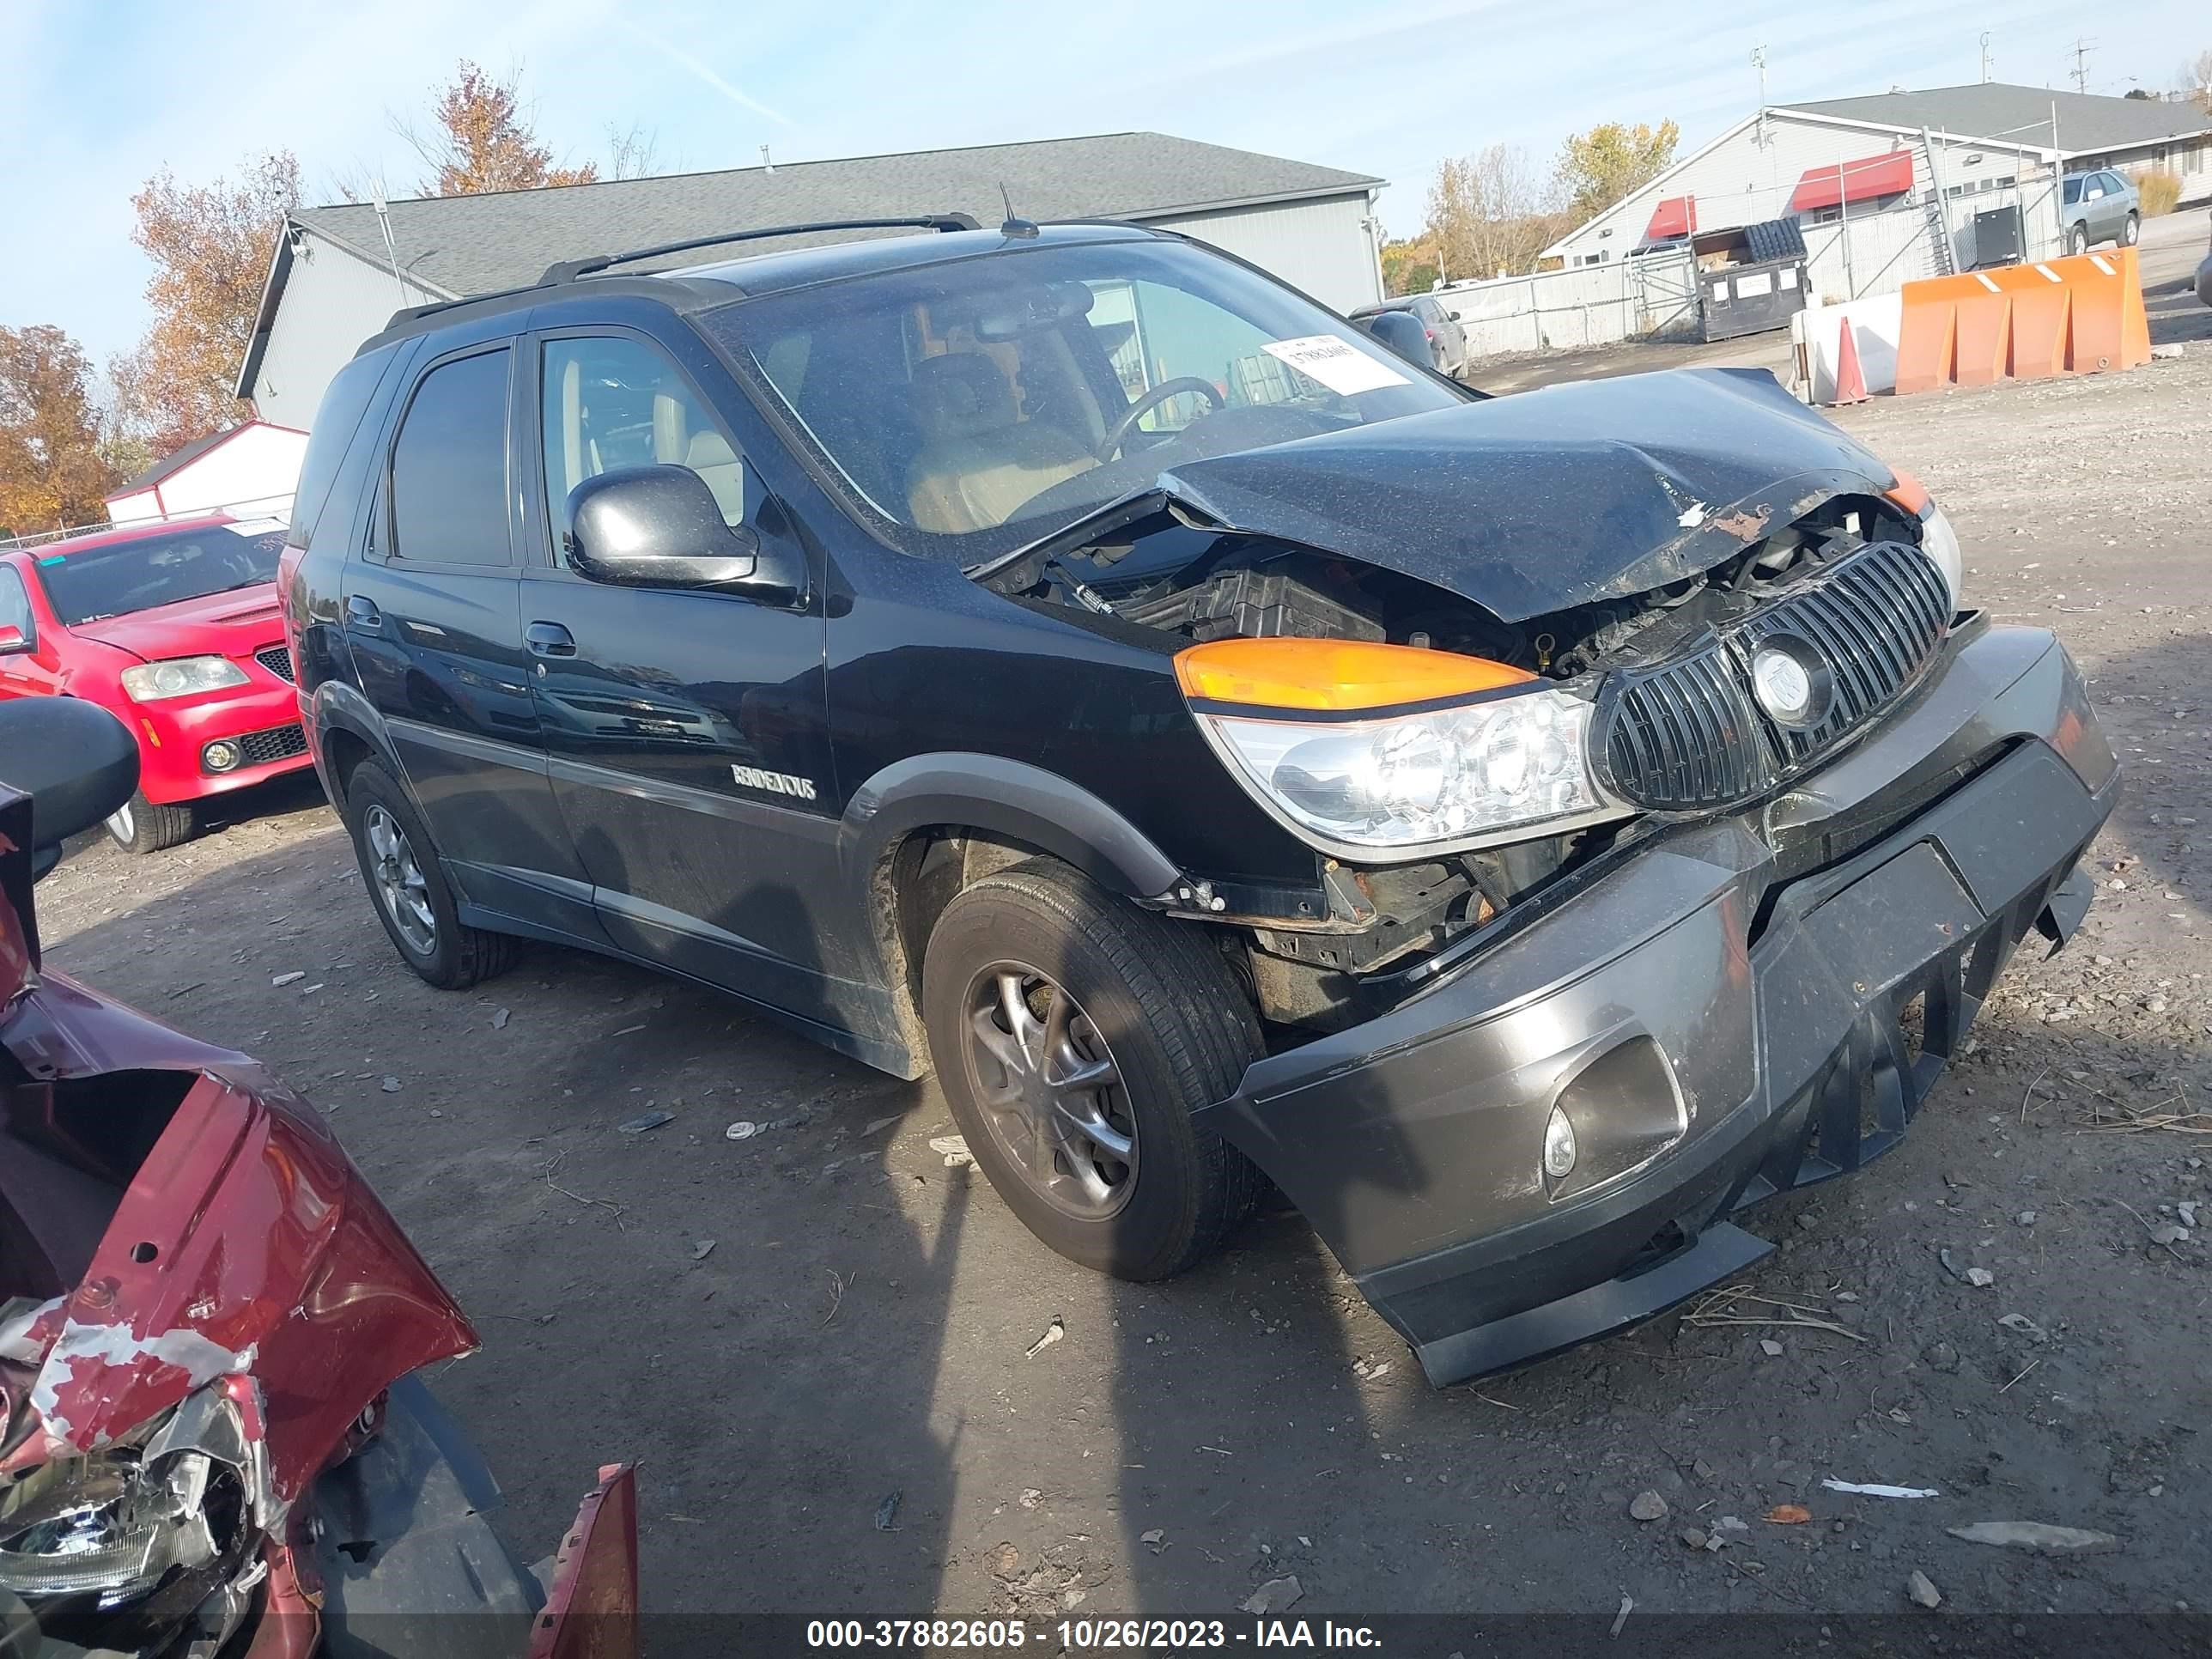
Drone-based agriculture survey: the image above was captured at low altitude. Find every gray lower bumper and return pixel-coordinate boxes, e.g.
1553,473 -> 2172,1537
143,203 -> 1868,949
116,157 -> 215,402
1197,622 -> 2118,1383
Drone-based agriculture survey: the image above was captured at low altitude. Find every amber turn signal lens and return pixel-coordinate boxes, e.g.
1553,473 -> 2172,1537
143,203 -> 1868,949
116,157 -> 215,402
1884,467 -> 1931,518
1174,637 -> 1534,713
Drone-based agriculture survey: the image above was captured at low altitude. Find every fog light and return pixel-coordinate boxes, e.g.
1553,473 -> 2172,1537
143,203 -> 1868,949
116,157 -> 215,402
201,740 -> 241,773
1542,1106 -> 1578,1180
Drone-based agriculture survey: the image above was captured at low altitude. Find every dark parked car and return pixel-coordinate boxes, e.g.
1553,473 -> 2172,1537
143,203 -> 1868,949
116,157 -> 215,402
2060,168 -> 2141,254
2196,207 -> 2211,307
281,214 -> 2115,1383
1350,294 -> 1468,375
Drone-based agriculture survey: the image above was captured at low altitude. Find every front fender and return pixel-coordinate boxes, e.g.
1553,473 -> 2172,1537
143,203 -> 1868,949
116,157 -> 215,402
838,751 -> 1184,901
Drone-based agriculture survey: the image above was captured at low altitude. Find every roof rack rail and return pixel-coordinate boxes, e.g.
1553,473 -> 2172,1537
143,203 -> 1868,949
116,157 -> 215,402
538,214 -> 982,286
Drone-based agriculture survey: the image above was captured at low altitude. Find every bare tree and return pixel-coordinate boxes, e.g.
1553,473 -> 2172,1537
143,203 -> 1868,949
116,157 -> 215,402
2183,49 -> 2212,112
1425,146 -> 1569,282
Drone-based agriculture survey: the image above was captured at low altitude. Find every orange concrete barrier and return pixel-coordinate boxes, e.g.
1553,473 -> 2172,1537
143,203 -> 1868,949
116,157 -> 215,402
1892,246 -> 2151,396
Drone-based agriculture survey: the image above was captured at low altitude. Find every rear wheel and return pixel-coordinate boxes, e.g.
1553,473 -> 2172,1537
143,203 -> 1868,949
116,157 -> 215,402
921,859 -> 1264,1280
103,790 -> 194,854
343,761 -> 516,989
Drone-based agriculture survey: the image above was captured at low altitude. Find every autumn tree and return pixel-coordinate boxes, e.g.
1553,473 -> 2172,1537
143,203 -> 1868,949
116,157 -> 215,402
1556,120 -> 1681,222
405,61 -> 599,196
1425,145 -> 1569,282
1380,236 -> 1441,297
112,152 -> 300,456
0,326 -> 118,536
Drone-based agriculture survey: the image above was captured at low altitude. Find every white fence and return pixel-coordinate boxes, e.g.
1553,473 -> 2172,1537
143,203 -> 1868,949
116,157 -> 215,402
1432,185 -> 2067,365
1431,251 -> 1700,357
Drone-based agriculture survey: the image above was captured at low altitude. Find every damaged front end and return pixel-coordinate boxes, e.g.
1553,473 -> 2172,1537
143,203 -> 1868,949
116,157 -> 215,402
0,747 -> 637,1657
979,368 -> 1969,1031
977,368 -> 2115,1379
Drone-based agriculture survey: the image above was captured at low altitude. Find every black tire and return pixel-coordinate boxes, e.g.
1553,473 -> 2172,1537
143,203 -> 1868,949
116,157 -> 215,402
343,761 -> 516,989
2068,223 -> 2088,256
103,789 -> 194,854
921,859 -> 1264,1281
2122,212 -> 2140,247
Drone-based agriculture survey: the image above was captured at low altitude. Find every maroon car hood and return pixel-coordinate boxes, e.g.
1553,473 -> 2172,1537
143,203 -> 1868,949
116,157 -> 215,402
3,972 -> 477,1497
64,582 -> 285,661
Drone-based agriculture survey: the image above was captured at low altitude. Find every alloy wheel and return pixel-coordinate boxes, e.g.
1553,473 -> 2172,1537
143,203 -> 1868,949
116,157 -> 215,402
960,962 -> 1137,1219
105,802 -> 133,844
363,804 -> 437,955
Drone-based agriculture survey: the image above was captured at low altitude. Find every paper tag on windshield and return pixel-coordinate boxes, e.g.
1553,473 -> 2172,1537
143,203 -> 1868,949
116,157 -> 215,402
224,517 -> 289,536
1261,335 -> 1410,395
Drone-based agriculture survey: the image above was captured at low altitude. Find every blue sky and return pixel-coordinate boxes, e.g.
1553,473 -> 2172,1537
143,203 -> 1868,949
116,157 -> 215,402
3,0 -> 2203,369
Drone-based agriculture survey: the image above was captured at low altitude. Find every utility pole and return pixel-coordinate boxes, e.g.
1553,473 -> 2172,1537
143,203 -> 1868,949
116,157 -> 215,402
2068,37 -> 2094,95
1978,31 -> 1992,83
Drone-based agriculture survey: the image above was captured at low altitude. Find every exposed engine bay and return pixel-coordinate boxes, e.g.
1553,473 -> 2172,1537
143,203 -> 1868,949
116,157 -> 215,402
982,489 -> 1930,1032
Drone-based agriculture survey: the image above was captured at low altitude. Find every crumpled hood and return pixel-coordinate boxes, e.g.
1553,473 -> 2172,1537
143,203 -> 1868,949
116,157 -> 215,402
1155,368 -> 1899,623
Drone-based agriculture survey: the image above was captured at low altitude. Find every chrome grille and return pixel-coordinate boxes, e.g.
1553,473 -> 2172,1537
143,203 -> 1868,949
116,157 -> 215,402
1599,541 -> 1951,811
1604,647 -> 1773,810
1733,539 -> 1952,763
255,644 -> 295,684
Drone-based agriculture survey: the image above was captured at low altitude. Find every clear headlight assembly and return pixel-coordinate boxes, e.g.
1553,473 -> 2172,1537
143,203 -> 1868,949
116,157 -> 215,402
118,656 -> 250,703
1176,638 -> 1632,859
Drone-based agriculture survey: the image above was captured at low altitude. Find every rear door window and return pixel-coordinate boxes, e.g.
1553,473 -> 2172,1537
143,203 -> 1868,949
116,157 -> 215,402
388,349 -> 514,566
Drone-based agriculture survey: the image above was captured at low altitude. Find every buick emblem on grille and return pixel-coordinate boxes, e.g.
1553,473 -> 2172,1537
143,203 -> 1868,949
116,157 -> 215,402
1749,635 -> 1832,729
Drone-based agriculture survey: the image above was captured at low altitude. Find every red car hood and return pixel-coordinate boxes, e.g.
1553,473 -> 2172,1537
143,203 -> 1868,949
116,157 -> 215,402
66,582 -> 286,661
0,970 -> 477,1497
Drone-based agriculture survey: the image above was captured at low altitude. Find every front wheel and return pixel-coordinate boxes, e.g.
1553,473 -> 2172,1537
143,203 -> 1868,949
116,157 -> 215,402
2122,212 -> 2140,247
2068,223 -> 2088,256
343,762 -> 516,989
921,860 -> 1264,1281
104,790 -> 194,854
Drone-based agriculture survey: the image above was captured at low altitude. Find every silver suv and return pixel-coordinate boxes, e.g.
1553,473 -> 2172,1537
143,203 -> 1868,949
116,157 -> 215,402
2061,169 -> 2141,254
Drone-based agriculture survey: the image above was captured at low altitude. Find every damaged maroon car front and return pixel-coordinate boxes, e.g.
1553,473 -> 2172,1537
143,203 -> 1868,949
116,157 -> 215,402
0,699 -> 636,1658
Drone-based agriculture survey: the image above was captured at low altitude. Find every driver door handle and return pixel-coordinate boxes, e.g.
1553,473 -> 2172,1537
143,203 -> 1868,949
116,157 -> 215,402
345,595 -> 382,629
526,621 -> 578,658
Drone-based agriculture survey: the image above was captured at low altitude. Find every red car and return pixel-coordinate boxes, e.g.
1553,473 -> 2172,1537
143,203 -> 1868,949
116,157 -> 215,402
0,514 -> 314,853
0,698 -> 639,1656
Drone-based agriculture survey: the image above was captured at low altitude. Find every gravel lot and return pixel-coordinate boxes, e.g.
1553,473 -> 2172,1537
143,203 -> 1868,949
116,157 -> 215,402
33,343 -> 2212,1622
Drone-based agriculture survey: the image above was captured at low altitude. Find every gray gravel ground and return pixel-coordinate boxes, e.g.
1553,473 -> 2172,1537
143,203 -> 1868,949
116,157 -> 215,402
33,341 -> 2212,1622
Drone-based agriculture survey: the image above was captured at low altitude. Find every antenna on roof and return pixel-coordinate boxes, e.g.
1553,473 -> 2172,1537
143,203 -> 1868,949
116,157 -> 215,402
998,182 -> 1039,240
370,179 -> 407,306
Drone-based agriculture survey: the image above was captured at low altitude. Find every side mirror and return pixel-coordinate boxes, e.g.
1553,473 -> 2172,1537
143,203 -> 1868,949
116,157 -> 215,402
0,699 -> 140,875
0,623 -> 30,655
1358,310 -> 1433,367
565,465 -> 804,599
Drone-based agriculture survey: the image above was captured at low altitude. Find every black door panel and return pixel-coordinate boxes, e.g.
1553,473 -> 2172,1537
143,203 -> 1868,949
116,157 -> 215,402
341,341 -> 599,943
522,324 -> 848,1017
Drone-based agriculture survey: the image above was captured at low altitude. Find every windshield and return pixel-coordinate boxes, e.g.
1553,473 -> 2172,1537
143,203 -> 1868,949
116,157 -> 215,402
33,520 -> 286,626
699,238 -> 1469,563
2063,178 -> 2082,204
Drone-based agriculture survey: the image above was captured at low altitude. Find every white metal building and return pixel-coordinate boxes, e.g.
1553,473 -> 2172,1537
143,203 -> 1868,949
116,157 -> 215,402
237,133 -> 1387,429
103,420 -> 308,526
1543,83 -> 2212,276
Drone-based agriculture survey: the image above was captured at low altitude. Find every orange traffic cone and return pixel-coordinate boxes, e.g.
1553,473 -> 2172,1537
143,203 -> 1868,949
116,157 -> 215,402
1831,317 -> 1869,404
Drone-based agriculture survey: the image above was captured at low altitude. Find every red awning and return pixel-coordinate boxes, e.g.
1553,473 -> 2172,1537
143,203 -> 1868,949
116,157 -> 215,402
1790,150 -> 1914,211
1645,195 -> 1696,240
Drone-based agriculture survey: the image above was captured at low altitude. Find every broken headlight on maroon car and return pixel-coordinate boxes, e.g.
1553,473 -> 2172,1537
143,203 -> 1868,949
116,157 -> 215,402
1176,638 -> 1632,856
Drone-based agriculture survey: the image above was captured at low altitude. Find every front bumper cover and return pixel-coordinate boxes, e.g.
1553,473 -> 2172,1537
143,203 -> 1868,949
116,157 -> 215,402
1196,622 -> 2118,1384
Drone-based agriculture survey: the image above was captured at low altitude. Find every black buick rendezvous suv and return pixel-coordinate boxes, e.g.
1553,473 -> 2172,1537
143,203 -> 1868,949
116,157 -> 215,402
280,214 -> 2117,1383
